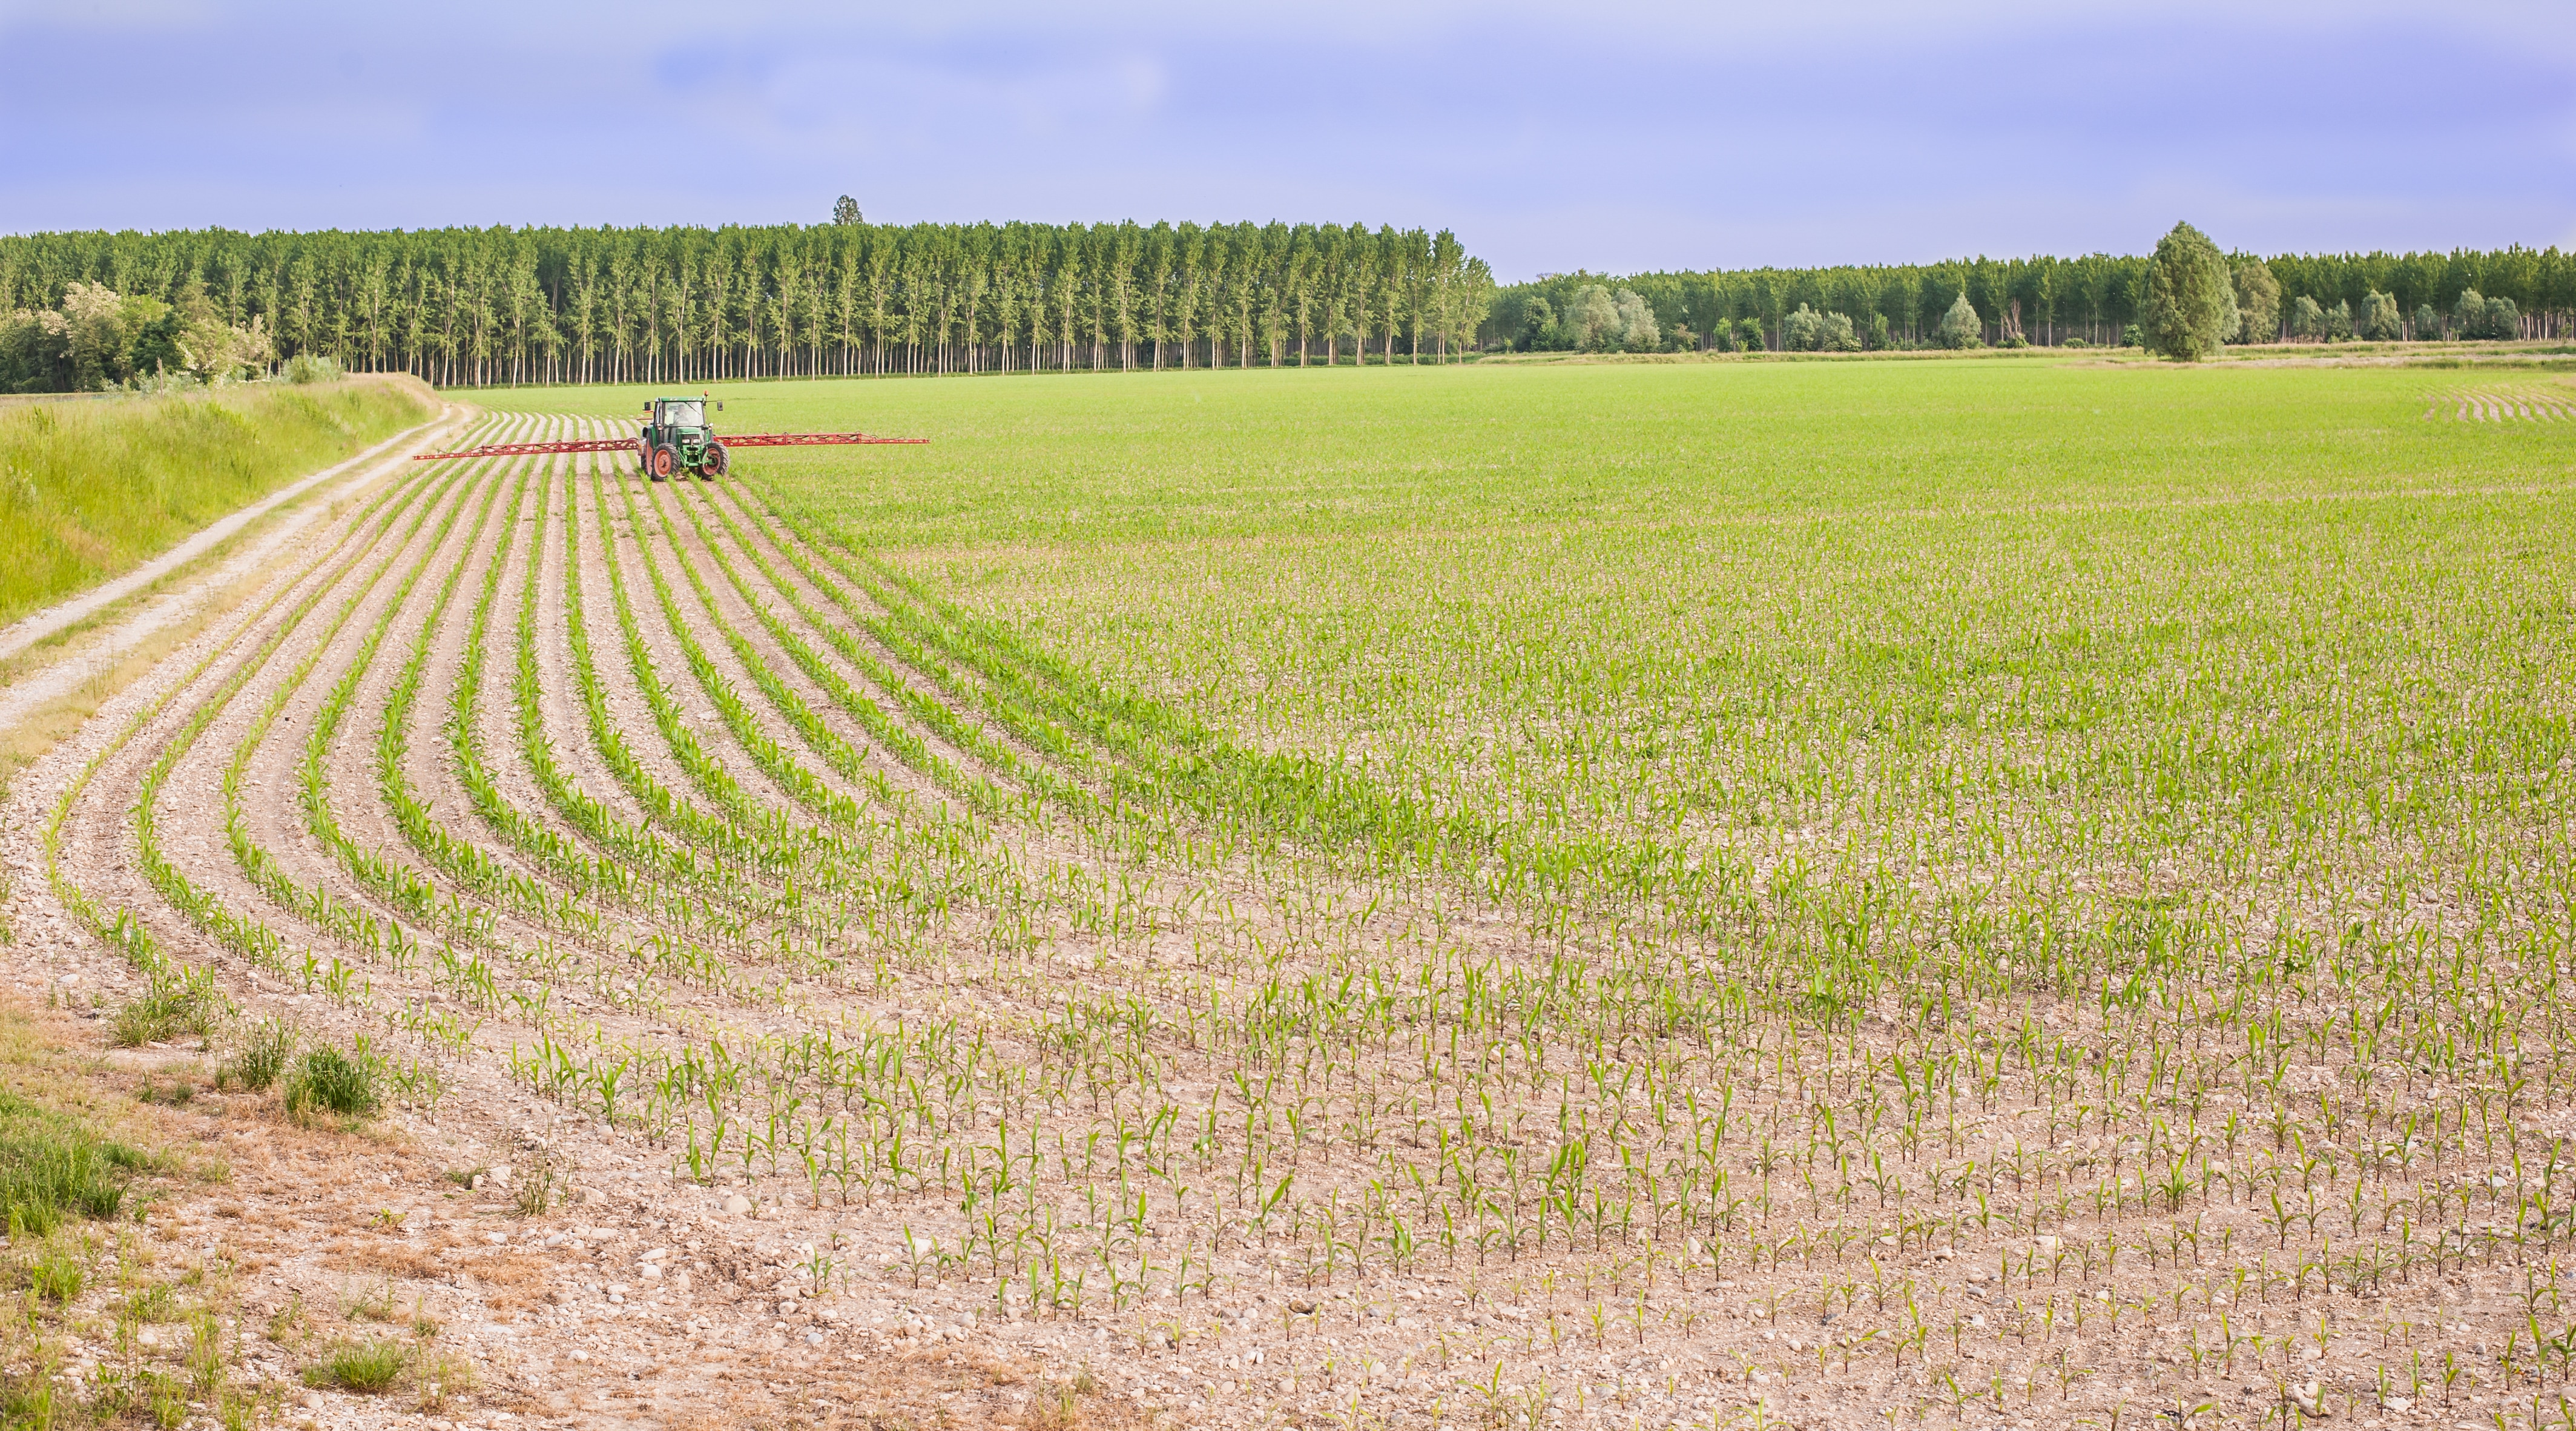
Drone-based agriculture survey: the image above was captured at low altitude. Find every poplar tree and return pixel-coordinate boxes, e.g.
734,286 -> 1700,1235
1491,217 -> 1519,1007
1935,292 -> 1981,349
0,219 -> 1497,389
2451,288 -> 2488,339
2141,222 -> 2238,361
2360,290 -> 2402,342
2231,259 -> 2280,343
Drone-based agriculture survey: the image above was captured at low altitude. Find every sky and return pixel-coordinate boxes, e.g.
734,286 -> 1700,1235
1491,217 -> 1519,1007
3,0 -> 2571,281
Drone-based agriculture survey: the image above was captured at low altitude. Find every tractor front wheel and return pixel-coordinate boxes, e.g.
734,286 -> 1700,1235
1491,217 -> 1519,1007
701,443 -> 728,480
651,445 -> 677,481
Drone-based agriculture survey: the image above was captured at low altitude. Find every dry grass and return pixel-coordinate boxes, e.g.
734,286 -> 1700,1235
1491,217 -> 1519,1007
328,1237 -> 442,1279
642,1348 -> 1127,1431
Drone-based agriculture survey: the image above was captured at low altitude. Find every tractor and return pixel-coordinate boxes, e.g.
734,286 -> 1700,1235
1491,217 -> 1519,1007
412,405 -> 924,468
639,395 -> 728,480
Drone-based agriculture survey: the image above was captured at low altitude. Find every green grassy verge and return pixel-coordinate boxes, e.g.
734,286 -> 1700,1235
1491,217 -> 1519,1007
0,1086 -> 143,1238
0,377 -> 435,630
0,1001 -> 150,1239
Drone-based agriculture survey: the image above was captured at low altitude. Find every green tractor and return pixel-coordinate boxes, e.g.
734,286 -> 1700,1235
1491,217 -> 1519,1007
638,395 -> 728,480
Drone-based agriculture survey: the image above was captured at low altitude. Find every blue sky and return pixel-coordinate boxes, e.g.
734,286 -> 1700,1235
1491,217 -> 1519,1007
3,0 -> 2569,280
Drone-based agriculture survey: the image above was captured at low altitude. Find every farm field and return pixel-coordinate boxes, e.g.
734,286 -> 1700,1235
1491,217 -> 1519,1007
5,355 -> 2574,1431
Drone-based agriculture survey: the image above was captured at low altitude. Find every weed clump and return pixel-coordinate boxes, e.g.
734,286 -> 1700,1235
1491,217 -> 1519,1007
409,1346 -> 473,1410
0,1088 -> 144,1235
28,1248 -> 87,1303
108,977 -> 221,1049
512,1145 -> 562,1217
136,1077 -> 194,1106
304,1337 -> 407,1393
282,1048 -> 379,1123
216,1017 -> 295,1092
123,1278 -> 177,1323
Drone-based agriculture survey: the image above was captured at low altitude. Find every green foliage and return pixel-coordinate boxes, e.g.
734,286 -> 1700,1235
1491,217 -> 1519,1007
2483,295 -> 2521,339
1488,242 -> 2571,354
108,973 -> 223,1048
124,1280 -> 177,1323
1612,289 -> 1661,350
2142,221 -> 2239,360
1560,285 -> 1619,350
0,281 -> 271,392
2287,294 -> 2324,340
2452,288 -> 2489,337
2322,299 -> 2356,343
2413,302 -> 2441,339
0,309 -> 68,392
1935,292 -> 1983,349
282,1048 -> 380,1122
2360,289 -> 2403,342
0,379 -> 431,629
1,1087 -> 142,1237
1781,304 -> 1860,352
410,1346 -> 474,1410
28,1248 -> 87,1303
511,1145 -> 562,1217
1,220 -> 1498,384
1550,284 -> 1662,352
280,352 -> 343,385
218,1019 -> 296,1093
1518,296 -> 1555,351
2437,289 -> 2524,340
305,1338 -> 407,1393
2232,258 -> 2281,342
19,226 -> 2548,380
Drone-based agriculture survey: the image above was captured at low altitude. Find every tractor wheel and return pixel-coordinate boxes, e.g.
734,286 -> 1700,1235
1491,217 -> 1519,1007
701,443 -> 728,480
651,445 -> 677,481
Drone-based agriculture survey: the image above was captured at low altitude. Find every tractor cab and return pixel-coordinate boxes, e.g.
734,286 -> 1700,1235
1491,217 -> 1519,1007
639,395 -> 727,480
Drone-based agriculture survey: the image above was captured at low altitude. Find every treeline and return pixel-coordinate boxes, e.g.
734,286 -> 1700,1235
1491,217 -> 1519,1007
1491,246 -> 2576,353
0,220 -> 1496,392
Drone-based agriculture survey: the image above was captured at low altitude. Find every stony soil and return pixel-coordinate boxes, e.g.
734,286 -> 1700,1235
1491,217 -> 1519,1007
3,409 -> 2566,1431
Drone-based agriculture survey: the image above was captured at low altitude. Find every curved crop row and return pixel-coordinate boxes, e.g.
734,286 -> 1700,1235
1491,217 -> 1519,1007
39,396 -> 2538,1431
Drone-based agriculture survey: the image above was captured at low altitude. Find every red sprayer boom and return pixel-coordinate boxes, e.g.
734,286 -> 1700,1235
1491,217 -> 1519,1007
412,432 -> 926,461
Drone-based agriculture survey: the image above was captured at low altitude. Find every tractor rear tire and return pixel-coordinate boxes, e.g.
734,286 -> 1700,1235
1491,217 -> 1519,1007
701,443 -> 728,480
651,445 -> 677,481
